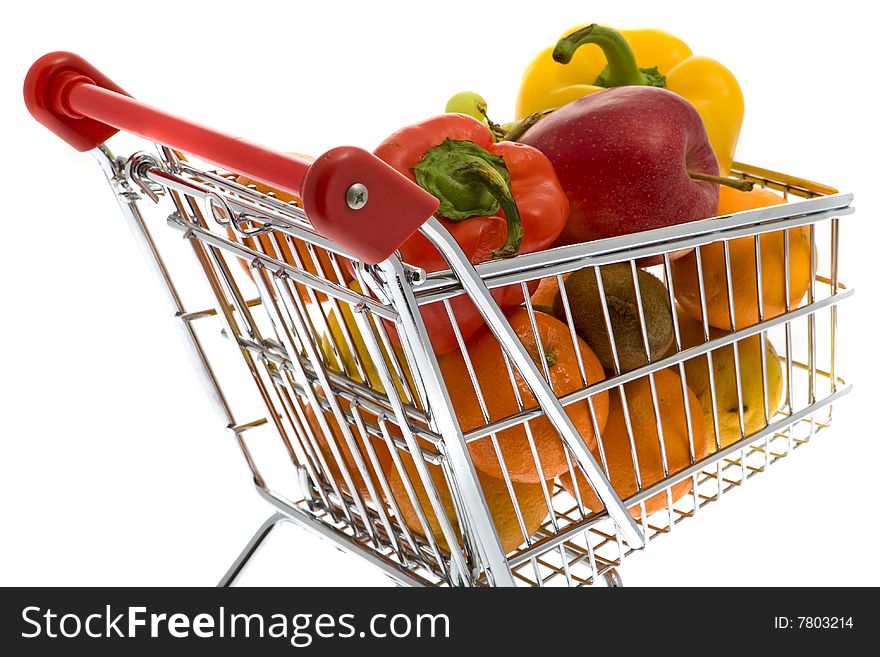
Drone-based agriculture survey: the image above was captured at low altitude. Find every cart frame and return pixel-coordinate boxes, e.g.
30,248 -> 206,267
26,52 -> 854,587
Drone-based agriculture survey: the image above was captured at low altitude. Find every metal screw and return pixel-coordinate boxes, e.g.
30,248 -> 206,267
346,183 -> 369,210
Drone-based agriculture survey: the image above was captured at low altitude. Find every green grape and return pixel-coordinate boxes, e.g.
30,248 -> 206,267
445,91 -> 488,122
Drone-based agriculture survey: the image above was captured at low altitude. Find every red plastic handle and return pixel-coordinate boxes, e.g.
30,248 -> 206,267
23,52 -> 439,264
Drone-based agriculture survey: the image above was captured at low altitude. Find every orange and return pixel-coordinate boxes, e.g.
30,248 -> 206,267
559,369 -> 708,518
529,273 -> 571,312
386,452 -> 549,554
303,401 -> 391,506
439,308 -> 609,483
313,280 -> 418,404
674,307 -> 784,449
716,184 -> 786,215
671,185 -> 814,330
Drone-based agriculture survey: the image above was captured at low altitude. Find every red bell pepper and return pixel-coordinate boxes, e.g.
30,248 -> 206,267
374,113 -> 569,355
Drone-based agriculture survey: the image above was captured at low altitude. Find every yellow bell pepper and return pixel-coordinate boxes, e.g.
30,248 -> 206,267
516,24 -> 743,174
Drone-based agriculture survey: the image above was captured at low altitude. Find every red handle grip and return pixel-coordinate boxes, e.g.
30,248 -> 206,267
23,52 -> 439,264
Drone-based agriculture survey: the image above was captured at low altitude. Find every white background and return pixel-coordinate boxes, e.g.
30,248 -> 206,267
1,0 -> 876,587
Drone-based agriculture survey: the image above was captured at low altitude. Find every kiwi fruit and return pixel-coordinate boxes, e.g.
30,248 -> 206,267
552,263 -> 674,372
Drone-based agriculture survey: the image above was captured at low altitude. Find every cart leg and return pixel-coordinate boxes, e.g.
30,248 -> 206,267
217,512 -> 287,587
603,568 -> 623,588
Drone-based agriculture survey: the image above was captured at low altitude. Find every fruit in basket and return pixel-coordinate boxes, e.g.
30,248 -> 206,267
559,369 -> 708,518
303,402 -> 392,505
374,113 -> 568,355
519,86 -> 744,257
529,273 -> 571,313
671,186 -> 815,330
552,263 -> 674,372
314,282 -> 417,403
308,283 -> 422,498
386,452 -> 548,554
673,308 -> 784,449
439,308 -> 609,483
515,23 -> 743,174
445,91 -> 533,142
445,91 -> 490,123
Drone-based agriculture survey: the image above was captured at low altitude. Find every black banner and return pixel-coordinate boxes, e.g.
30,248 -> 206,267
1,587 -> 872,653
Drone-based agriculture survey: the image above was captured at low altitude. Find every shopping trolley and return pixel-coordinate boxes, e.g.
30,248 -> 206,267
24,52 -> 854,587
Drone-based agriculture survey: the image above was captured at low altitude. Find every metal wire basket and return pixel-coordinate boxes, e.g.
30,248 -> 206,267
25,52 -> 854,587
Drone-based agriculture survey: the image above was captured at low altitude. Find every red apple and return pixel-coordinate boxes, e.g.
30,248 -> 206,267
520,86 -> 720,257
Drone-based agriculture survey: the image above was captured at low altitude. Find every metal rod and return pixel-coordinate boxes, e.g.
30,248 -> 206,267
166,213 -> 397,321
508,383 -> 852,568
374,256 -> 517,586
255,489 -> 434,587
420,217 -> 645,549
217,512 -> 286,587
460,289 -> 852,444
91,146 -> 238,428
417,198 -> 854,301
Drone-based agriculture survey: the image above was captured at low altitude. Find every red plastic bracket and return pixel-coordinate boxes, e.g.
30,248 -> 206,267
23,51 -> 130,152
302,147 -> 439,264
302,146 -> 440,264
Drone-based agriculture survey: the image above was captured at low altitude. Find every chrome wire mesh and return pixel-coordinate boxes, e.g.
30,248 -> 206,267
96,139 -> 852,587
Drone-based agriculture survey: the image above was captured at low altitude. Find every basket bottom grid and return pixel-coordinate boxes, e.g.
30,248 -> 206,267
257,410 -> 832,588
500,413 -> 831,587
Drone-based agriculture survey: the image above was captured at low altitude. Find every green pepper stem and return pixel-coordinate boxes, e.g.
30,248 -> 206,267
502,108 -> 556,142
476,104 -> 507,142
456,161 -> 523,258
687,170 -> 755,192
553,24 -> 647,87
